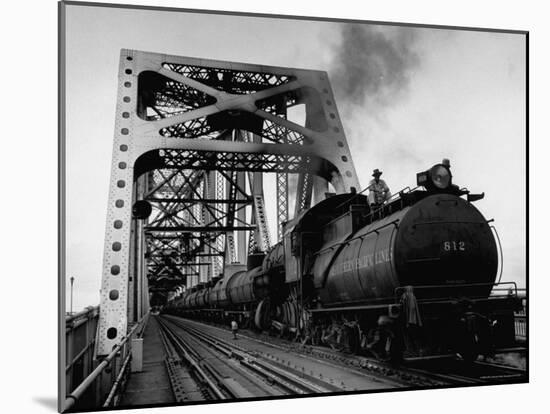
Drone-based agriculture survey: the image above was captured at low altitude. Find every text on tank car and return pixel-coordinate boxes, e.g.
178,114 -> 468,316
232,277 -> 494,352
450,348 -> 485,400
328,247 -> 394,277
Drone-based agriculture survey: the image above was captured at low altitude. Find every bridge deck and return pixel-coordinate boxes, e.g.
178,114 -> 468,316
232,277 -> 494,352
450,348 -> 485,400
120,316 -> 175,407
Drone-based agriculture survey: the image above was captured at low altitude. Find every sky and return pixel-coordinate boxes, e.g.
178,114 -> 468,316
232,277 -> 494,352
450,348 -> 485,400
64,4 -> 526,312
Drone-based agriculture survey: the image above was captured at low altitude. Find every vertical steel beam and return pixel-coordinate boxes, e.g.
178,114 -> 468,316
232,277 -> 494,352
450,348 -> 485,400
141,262 -> 149,317
236,170 -> 247,264
97,53 -> 135,356
207,170 -> 220,278
233,129 -> 248,264
128,174 -> 146,323
224,169 -> 237,264
248,132 -> 271,252
216,170 -> 226,271
137,173 -> 149,319
127,192 -> 136,324
199,178 -> 208,283
294,171 -> 314,217
274,107 -> 290,241
276,172 -> 288,242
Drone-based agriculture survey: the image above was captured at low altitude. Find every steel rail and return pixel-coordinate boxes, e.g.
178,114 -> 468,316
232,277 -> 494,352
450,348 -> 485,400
164,317 -> 445,388
157,317 -> 203,403
164,323 -> 260,398
167,317 -> 526,390
160,317 -> 302,396
159,317 -> 249,399
156,317 -> 227,400
394,357 -> 526,386
161,316 -> 333,394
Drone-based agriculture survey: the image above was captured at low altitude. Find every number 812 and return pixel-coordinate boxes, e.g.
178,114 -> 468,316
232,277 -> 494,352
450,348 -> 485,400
443,241 -> 465,251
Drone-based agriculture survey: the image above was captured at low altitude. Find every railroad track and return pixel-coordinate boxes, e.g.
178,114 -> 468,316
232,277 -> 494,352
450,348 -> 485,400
164,316 -> 527,389
162,316 -> 430,389
157,315 -> 335,401
402,357 -> 527,386
157,316 -> 227,401
292,342 -> 527,387
166,317 -> 445,387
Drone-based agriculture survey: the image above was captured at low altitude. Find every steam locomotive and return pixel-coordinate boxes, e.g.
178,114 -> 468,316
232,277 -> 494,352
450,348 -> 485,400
165,162 -> 522,361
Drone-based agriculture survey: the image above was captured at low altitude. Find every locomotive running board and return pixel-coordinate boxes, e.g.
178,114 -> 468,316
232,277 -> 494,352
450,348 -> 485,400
310,303 -> 395,313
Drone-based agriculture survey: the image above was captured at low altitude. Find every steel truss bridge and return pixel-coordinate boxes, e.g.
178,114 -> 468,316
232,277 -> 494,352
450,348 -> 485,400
97,50 -> 360,356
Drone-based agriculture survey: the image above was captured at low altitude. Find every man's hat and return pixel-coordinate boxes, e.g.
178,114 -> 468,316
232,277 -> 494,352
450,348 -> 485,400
372,169 -> 383,177
442,158 -> 451,168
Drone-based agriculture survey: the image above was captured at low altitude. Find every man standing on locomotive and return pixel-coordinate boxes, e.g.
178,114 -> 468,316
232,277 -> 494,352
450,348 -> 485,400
367,169 -> 391,206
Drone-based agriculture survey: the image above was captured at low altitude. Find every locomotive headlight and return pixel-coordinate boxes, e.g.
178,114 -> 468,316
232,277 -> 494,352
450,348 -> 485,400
430,164 -> 451,189
417,163 -> 453,191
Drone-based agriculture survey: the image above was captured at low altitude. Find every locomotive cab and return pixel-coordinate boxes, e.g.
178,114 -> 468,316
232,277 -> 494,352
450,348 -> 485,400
281,193 -> 370,284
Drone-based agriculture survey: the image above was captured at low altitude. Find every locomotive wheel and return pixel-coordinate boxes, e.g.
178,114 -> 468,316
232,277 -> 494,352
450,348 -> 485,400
287,301 -> 297,329
298,308 -> 307,332
280,303 -> 288,327
254,299 -> 272,331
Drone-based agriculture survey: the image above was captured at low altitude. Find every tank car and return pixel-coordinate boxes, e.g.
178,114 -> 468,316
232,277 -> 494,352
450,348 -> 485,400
166,161 -> 522,361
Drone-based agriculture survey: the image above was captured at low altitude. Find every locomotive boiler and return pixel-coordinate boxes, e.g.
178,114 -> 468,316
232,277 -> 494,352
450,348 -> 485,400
166,162 -> 521,361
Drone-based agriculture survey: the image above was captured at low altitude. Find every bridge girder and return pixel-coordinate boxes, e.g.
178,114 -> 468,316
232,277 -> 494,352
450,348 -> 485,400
97,50 -> 359,356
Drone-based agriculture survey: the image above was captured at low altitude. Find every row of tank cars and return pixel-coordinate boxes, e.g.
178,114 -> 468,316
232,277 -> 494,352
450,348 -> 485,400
164,162 -> 523,361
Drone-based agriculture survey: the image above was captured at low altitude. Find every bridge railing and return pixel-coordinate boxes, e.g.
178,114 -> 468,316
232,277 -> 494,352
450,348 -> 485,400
514,289 -> 527,342
65,306 -> 99,399
63,309 -> 149,412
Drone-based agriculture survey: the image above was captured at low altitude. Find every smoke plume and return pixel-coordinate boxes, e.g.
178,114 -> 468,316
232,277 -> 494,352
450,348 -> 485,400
330,24 -> 420,112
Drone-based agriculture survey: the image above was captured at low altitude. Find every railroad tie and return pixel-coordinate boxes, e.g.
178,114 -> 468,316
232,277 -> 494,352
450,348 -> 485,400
164,358 -> 189,403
